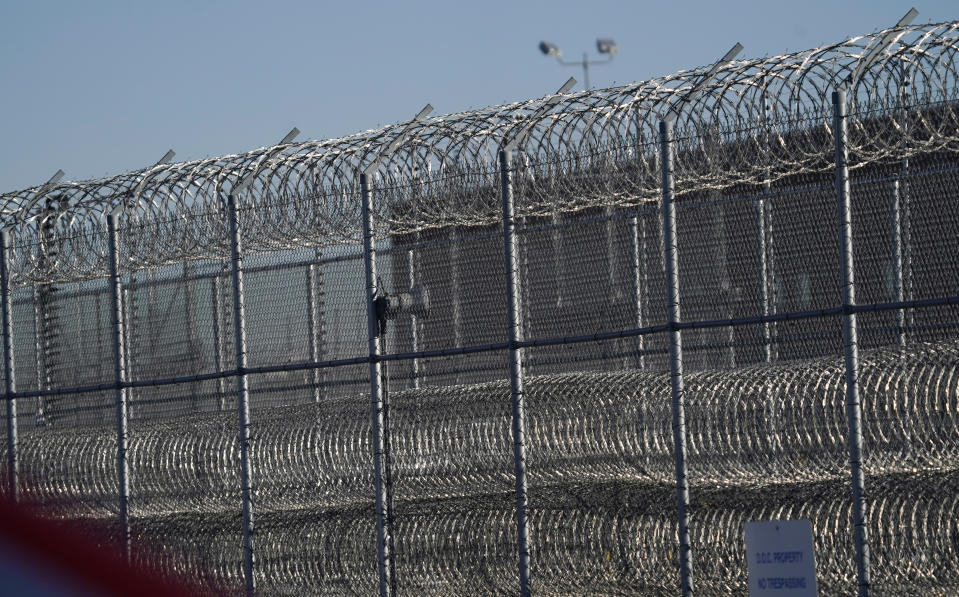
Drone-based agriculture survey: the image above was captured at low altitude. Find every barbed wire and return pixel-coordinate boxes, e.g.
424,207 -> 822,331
1,22 -> 958,284
1,19 -> 958,597
5,338 -> 958,594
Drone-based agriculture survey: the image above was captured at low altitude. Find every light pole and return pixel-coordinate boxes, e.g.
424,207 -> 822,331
539,38 -> 617,90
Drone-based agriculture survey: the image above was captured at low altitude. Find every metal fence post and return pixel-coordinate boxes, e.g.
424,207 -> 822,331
450,228 -> 462,383
406,245 -> 420,389
660,119 -> 695,597
35,207 -> 58,425
756,192 -> 779,452
833,88 -> 871,597
225,193 -> 256,597
890,181 -> 907,349
106,209 -> 131,561
1,228 -> 18,501
499,149 -> 532,597
31,286 -> 48,426
896,58 -> 915,339
758,97 -> 781,453
360,172 -> 393,597
306,259 -> 323,403
758,98 -> 777,364
121,286 -> 135,418
629,215 -> 646,369
518,213 -> 533,375
550,208 -> 565,320
146,268 -> 157,380
755,192 -> 774,348
183,260 -> 203,411
211,273 -> 227,410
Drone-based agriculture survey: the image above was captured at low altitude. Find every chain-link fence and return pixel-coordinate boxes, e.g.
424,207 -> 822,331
2,20 -> 959,597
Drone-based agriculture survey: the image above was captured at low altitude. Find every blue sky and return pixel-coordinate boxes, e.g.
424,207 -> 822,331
0,0 -> 955,193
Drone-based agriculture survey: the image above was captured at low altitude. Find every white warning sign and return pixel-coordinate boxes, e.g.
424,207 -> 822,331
744,519 -> 818,596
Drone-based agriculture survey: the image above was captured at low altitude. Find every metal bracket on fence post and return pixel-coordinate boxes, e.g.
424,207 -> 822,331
106,207 -> 131,562
225,192 -> 256,597
660,118 -> 695,597
847,8 -> 918,89
499,148 -> 533,597
361,104 -> 433,597
1,227 -> 19,502
663,43 -> 743,123
833,88 -> 872,597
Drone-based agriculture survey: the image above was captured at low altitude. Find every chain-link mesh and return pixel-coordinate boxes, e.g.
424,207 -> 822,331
2,22 -> 959,597
849,133 -> 959,596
